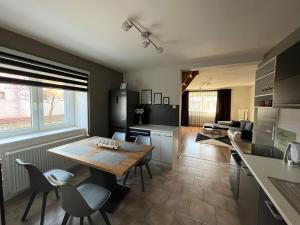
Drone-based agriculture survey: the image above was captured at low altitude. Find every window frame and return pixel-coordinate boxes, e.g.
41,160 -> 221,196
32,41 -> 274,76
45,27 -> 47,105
0,84 -> 75,139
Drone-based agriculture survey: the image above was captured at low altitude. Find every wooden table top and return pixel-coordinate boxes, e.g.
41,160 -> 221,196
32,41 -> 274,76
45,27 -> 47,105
47,136 -> 153,176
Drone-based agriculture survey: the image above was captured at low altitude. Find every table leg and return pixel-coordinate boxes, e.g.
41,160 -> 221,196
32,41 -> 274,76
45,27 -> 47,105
89,168 -> 130,213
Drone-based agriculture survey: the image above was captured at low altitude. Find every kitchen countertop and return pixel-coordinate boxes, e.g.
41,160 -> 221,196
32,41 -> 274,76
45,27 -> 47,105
129,124 -> 178,133
232,140 -> 300,225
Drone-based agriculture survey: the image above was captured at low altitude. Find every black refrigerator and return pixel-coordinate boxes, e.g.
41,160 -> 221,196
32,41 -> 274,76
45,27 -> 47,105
109,89 -> 139,137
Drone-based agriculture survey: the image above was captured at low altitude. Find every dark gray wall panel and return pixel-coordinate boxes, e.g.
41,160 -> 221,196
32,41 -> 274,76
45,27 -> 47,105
143,105 -> 179,126
0,27 -> 122,137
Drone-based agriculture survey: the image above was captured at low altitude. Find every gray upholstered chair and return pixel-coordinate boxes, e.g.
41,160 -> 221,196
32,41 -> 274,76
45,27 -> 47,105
123,135 -> 152,192
48,175 -> 111,225
111,131 -> 126,141
15,159 -> 73,225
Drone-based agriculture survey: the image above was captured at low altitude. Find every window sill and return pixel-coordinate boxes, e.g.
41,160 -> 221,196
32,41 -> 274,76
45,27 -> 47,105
0,127 -> 87,153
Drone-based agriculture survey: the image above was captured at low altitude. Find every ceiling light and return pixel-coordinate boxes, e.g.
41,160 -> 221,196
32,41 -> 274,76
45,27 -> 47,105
156,46 -> 163,53
141,32 -> 150,39
142,40 -> 150,48
122,20 -> 163,54
122,21 -> 132,31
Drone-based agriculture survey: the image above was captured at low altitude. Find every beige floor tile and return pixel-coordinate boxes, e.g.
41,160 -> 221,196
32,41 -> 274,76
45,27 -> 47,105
164,194 -> 191,214
171,212 -> 202,225
145,208 -> 174,225
181,184 -> 204,201
216,208 -> 241,225
163,179 -> 184,193
189,199 -> 216,225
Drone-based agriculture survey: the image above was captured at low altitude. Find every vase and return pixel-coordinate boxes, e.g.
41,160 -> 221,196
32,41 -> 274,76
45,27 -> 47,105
138,116 -> 143,125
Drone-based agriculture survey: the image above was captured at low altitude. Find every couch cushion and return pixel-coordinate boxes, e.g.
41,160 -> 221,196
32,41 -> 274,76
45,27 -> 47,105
244,122 -> 253,131
239,120 -> 247,129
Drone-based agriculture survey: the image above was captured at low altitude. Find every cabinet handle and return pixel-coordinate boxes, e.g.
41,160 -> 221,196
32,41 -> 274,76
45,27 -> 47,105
265,200 -> 283,221
241,166 -> 253,177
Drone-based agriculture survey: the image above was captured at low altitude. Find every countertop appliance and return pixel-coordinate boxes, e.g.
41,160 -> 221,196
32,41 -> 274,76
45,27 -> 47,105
283,142 -> 300,168
109,89 -> 139,137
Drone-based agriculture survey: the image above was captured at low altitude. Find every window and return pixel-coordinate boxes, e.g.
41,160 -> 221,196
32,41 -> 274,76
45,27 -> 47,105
0,83 -> 32,131
0,81 -> 75,138
188,91 -> 217,126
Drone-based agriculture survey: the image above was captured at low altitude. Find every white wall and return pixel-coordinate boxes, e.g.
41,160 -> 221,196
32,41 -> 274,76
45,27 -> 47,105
124,67 -> 181,105
278,109 -> 300,142
231,85 -> 254,121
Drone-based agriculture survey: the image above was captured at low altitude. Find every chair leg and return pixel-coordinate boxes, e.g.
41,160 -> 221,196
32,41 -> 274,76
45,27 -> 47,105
21,191 -> 38,221
123,169 -> 130,185
99,209 -> 111,225
145,163 -> 152,179
87,216 -> 94,225
80,217 -> 84,225
55,189 -> 59,199
61,213 -> 70,225
139,166 -> 145,192
40,192 -> 49,225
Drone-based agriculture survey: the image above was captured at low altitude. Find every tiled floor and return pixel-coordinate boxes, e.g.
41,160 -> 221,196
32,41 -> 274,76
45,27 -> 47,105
4,127 -> 241,225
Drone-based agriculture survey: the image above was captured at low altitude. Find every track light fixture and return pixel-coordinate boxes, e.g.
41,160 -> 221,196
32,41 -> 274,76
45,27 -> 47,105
122,20 -> 163,53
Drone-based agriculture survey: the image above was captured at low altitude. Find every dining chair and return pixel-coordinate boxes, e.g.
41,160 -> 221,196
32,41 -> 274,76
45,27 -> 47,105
15,159 -> 73,225
123,135 -> 152,192
111,131 -> 126,141
48,175 -> 111,225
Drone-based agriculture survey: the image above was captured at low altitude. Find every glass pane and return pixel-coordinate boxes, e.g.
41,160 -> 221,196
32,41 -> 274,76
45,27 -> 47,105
43,88 -> 66,125
0,83 -> 32,131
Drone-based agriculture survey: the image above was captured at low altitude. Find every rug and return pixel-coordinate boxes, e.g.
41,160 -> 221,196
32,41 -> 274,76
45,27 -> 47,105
195,133 -> 231,147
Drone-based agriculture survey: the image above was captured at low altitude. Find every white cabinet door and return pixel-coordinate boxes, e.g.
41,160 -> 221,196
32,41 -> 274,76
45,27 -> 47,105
160,133 -> 173,164
151,132 -> 161,161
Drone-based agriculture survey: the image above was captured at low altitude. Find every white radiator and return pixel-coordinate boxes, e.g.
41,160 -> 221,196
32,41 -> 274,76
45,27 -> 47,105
4,134 -> 85,198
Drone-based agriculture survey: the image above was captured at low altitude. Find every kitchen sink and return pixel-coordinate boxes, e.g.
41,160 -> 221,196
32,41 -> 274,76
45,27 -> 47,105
269,177 -> 300,214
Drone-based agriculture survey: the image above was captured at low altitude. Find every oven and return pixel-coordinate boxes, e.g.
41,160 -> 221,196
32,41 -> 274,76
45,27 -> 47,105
230,147 -> 241,201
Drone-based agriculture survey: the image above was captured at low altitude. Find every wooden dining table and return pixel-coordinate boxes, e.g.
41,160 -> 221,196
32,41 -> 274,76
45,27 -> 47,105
47,136 -> 153,212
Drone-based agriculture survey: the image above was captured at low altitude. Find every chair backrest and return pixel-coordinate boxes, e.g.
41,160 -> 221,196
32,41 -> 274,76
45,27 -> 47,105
15,159 -> 54,192
135,135 -> 152,160
112,132 -> 126,141
48,175 -> 95,217
135,135 -> 152,146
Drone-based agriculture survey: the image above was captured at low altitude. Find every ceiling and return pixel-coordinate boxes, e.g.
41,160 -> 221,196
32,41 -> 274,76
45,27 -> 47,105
187,64 -> 256,90
0,1 -> 300,72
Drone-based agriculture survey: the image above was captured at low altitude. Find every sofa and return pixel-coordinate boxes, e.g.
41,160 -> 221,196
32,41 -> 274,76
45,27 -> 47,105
204,120 -> 253,141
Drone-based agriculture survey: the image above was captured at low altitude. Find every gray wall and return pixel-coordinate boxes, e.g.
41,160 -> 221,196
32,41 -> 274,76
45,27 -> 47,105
0,27 -> 123,137
263,26 -> 300,62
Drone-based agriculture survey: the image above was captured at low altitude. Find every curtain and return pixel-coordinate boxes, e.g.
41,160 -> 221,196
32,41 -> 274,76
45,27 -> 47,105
181,91 -> 189,126
0,50 -> 88,92
188,91 -> 217,126
215,89 -> 231,122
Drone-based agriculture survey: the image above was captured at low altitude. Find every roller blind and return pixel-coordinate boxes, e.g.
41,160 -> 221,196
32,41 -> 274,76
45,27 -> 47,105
0,51 -> 88,92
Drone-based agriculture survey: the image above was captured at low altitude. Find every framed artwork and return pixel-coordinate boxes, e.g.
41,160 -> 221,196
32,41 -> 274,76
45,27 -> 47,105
120,82 -> 127,90
153,92 -> 162,104
141,89 -> 152,104
163,97 -> 170,105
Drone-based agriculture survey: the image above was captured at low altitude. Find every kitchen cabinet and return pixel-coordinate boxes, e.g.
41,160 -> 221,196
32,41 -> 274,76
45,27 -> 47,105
238,161 -> 260,225
151,131 -> 161,161
258,188 -> 287,225
160,132 -> 173,164
129,125 -> 178,164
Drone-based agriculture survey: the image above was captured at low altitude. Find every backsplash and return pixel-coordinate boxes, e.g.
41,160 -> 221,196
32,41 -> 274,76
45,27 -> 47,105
278,108 -> 300,142
142,104 -> 179,126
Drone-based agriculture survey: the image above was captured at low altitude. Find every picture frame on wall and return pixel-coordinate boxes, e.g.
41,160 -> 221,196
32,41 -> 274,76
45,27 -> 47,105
153,92 -> 162,104
141,89 -> 152,104
163,97 -> 170,105
120,82 -> 127,90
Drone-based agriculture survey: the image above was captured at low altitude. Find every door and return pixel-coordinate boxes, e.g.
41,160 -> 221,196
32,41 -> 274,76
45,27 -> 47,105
254,107 -> 278,146
110,90 -> 127,130
160,132 -> 173,164
151,131 -> 161,161
238,161 -> 260,225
